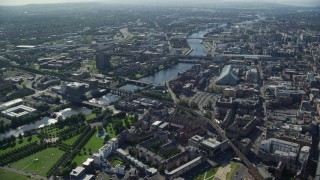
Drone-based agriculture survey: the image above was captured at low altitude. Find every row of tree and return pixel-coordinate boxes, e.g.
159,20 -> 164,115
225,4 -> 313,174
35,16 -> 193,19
0,142 -> 48,165
47,127 -> 96,177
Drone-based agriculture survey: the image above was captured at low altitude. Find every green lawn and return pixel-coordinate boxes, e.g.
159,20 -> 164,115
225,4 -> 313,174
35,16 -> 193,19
11,148 -> 65,177
0,169 -> 36,180
227,162 -> 240,180
62,134 -> 81,146
72,130 -> 104,165
206,167 -> 219,178
111,158 -> 123,167
106,124 -> 117,138
0,136 -> 40,156
135,73 -> 143,79
195,167 -> 219,180
86,113 -> 97,121
41,126 -> 67,137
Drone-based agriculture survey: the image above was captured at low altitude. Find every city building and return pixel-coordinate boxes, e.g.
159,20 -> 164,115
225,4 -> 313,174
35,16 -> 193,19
1,105 -> 37,118
96,53 -> 111,72
215,65 -> 239,86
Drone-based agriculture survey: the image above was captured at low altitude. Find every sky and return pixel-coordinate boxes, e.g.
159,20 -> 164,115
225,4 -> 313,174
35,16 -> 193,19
0,0 -> 319,7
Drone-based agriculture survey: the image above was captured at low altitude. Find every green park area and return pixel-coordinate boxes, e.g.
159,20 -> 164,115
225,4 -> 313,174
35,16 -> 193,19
135,73 -> 143,79
11,148 -> 64,177
105,123 -> 117,138
62,134 -> 81,146
72,130 -> 104,165
0,135 -> 40,156
195,167 -> 219,180
85,113 -> 97,121
0,169 -> 36,180
226,162 -> 240,180
41,126 -> 67,137
111,158 -> 124,167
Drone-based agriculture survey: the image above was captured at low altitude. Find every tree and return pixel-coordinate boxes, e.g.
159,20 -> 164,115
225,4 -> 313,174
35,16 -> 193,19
104,134 -> 110,142
190,101 -> 199,109
98,126 -> 104,134
178,100 -> 189,107
133,114 -> 139,122
10,135 -> 16,143
18,133 -> 23,140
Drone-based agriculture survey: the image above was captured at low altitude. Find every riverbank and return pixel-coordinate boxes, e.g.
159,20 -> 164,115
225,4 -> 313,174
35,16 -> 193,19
184,48 -> 193,55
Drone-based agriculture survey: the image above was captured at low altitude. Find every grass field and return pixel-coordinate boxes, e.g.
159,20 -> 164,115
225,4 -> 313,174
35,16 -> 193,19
105,124 -> 117,138
0,135 -> 40,156
111,158 -> 123,167
72,130 -> 104,165
135,73 -> 143,79
11,148 -> 64,176
0,169 -> 36,180
41,126 -> 67,137
86,113 -> 97,121
195,167 -> 219,180
226,162 -> 240,180
62,134 -> 81,146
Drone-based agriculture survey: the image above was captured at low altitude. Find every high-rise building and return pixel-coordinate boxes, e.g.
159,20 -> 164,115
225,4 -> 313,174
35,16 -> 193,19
95,53 -> 111,72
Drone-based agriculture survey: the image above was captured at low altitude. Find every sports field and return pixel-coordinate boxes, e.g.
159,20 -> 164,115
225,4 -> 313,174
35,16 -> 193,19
11,148 -> 64,176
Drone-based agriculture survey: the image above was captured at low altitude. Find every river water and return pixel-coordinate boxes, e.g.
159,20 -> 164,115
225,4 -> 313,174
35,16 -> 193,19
95,62 -> 194,105
187,29 -> 213,56
187,14 -> 264,57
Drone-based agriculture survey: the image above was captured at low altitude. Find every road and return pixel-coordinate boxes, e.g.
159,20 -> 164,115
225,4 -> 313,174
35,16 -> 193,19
165,81 -> 178,104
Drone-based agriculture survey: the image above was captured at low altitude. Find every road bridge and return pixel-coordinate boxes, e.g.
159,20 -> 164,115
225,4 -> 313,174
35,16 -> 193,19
126,79 -> 153,87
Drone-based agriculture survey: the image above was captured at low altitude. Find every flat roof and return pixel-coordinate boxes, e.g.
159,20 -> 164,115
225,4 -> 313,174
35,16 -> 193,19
16,45 -> 36,48
0,98 -> 23,109
1,105 -> 36,118
70,166 -> 85,176
159,122 -> 169,129
258,166 -> 272,179
269,138 -> 300,148
82,158 -> 94,166
201,138 -> 221,149
165,156 -> 202,175
152,120 -> 162,126
191,135 -> 204,142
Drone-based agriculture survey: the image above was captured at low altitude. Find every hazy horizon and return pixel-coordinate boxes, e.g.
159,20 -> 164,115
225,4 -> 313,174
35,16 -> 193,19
0,0 -> 319,7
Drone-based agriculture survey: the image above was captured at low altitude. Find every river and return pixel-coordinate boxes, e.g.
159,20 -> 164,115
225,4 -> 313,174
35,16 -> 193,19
187,14 -> 264,57
95,62 -> 194,105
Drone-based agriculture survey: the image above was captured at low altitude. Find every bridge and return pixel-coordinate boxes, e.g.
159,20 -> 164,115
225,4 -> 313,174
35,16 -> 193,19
126,79 -> 153,87
179,59 -> 200,63
221,54 -> 272,59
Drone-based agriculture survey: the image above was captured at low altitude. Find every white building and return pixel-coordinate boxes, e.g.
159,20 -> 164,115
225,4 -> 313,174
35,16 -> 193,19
98,138 -> 118,158
259,138 -> 300,153
298,146 -> 310,164
1,105 -> 37,118
0,98 -> 23,110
